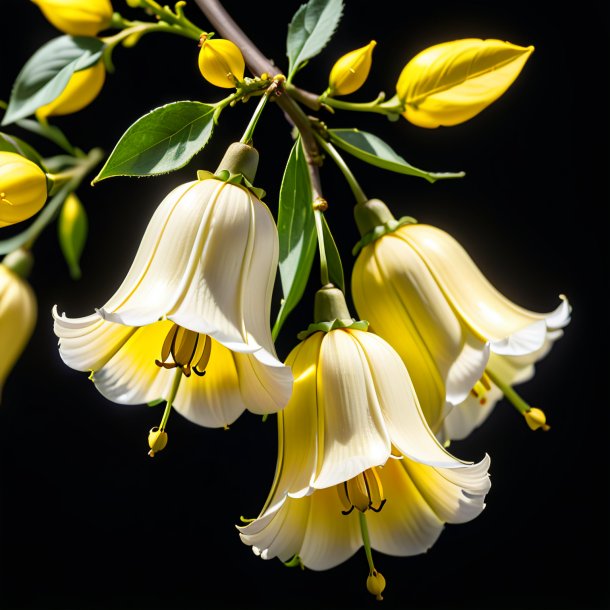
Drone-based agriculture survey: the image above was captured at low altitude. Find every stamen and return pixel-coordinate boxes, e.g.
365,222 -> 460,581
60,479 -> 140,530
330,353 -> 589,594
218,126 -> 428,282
470,371 -> 492,404
337,467 -> 386,515
155,323 -> 212,377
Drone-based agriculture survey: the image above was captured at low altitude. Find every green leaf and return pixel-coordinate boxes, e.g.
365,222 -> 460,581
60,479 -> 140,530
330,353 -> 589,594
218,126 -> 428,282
272,138 -> 317,340
2,36 -> 104,126
0,131 -> 46,169
328,128 -> 465,182
93,101 -> 216,182
319,212 -> 344,292
286,0 -> 344,79
15,118 -> 77,156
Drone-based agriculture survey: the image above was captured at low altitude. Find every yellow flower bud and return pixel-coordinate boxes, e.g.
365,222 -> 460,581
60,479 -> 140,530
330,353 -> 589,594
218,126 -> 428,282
31,0 -> 114,37
366,569 -> 386,601
327,40 -> 376,96
198,37 -> 245,88
524,408 -> 550,431
148,427 -> 168,457
0,152 -> 48,228
35,62 -> 106,121
58,193 -> 88,280
396,38 -> 534,128
0,253 -> 37,402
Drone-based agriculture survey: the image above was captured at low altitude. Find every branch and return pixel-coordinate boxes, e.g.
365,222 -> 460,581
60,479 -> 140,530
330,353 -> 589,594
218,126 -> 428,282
193,0 -> 322,198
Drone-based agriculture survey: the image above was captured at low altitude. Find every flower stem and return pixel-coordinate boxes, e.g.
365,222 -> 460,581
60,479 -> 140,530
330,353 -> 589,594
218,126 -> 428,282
240,89 -> 271,145
314,133 -> 368,205
159,368 -> 183,430
313,209 -> 330,286
320,93 -> 404,117
485,366 -> 531,415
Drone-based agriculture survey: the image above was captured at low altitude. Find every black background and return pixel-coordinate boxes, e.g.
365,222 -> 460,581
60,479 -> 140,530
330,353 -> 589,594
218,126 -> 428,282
1,1 -> 608,609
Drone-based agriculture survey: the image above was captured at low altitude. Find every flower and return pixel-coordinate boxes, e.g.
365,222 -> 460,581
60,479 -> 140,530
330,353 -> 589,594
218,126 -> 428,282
35,62 -> 106,122
31,0 -> 113,37
327,40 -> 377,97
351,199 -> 570,441
0,152 -> 48,228
238,286 -> 490,598
198,36 -> 245,88
53,144 -> 293,448
395,38 -> 534,128
0,250 -> 37,402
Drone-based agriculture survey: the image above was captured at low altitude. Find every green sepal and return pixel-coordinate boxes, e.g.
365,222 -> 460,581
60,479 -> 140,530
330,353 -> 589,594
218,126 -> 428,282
196,169 -> 266,199
352,216 -> 417,256
147,398 -> 164,407
283,554 -> 305,569
296,318 -> 369,341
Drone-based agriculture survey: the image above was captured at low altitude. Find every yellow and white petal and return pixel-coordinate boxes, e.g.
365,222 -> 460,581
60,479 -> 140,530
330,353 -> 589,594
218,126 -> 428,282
367,457 -> 445,556
353,240 -> 453,429
444,335 -> 490,406
298,487 -> 362,570
233,348 -> 293,415
53,306 -> 137,372
401,454 -> 491,524
241,196 -> 281,356
168,182 -> 261,349
100,180 -> 200,318
314,330 -> 391,489
400,224 -> 565,354
439,389 -> 501,442
92,320 -> 176,405
350,330 -> 469,469
238,495 -> 310,563
101,180 -> 257,351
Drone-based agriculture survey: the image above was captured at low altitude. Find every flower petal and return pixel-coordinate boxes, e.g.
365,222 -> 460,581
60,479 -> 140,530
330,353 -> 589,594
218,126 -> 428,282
53,306 -> 137,372
238,495 -> 310,563
299,488 -> 361,570
233,348 -> 293,415
92,320 -> 176,404
240,196 -> 281,356
349,330 -> 468,469
400,224 -> 565,352
169,182 -> 261,349
262,334 -> 323,507
401,453 -> 491,524
314,330 -> 391,489
439,390 -> 501,442
367,457 -> 445,556
445,336 -> 490,405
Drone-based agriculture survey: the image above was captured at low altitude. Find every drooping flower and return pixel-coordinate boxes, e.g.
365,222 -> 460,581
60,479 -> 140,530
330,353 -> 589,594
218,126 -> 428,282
0,151 -> 48,228
53,143 -> 293,452
0,249 -> 37,402
327,40 -> 377,97
239,285 -> 490,599
35,62 -> 106,122
351,198 -> 570,441
31,0 -> 114,37
395,38 -> 534,128
198,36 -> 245,88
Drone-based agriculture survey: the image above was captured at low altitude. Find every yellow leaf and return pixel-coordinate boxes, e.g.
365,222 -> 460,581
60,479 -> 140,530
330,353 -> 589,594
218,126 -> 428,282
396,38 -> 534,128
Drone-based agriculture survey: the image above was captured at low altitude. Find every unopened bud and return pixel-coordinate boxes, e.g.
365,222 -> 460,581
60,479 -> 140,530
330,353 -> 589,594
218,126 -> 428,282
0,152 -> 48,228
36,62 -> 106,121
366,569 -> 386,601
198,37 -> 245,88
328,40 -> 376,96
524,408 -> 550,431
32,0 -> 114,37
148,427 -> 168,457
